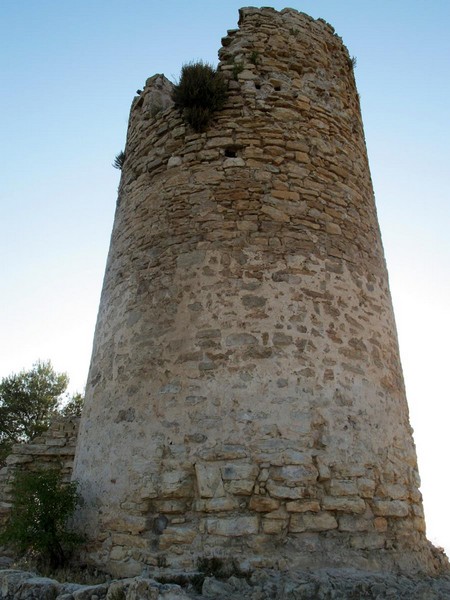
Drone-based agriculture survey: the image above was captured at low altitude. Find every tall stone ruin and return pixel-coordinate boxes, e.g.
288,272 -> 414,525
73,7 -> 440,577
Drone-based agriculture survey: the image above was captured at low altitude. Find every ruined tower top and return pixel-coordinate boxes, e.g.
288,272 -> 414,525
73,7 -> 441,577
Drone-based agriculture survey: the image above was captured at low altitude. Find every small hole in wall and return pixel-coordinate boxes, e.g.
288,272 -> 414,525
225,148 -> 237,158
274,85 -> 281,91
255,82 -> 261,90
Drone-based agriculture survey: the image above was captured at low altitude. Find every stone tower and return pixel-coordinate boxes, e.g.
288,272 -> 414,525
73,7 -> 438,577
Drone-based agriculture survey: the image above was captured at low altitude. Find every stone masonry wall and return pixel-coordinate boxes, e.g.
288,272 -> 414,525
0,417 -> 79,526
73,8 -> 439,577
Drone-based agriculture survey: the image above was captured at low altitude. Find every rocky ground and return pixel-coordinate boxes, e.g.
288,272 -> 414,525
1,565 -> 450,599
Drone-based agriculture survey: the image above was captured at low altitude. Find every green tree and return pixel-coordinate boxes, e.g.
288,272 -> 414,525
0,361 -> 68,461
0,469 -> 83,568
60,391 -> 84,418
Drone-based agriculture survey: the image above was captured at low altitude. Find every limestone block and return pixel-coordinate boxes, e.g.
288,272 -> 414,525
357,478 -> 376,498
206,516 -> 259,536
220,463 -> 258,495
329,479 -> 358,496
334,465 -> 366,478
126,578 -> 186,599
195,463 -> 225,498
325,222 -> 342,235
414,516 -> 426,533
338,515 -> 372,532
261,205 -> 290,222
160,470 -> 194,499
225,333 -> 258,346
223,479 -> 256,495
262,518 -> 286,534
151,500 -> 189,514
383,483 -> 409,500
104,515 -> 147,535
270,464 -> 318,485
110,545 -> 127,561
140,480 -> 158,500
322,496 -> 366,514
167,156 -> 182,168
372,499 -> 409,517
45,438 -> 67,447
316,458 -> 331,481
221,463 -> 258,480
258,468 -> 270,482
286,500 -> 320,513
205,136 -> 234,148
224,157 -> 246,168
374,517 -> 388,532
265,482 -> 305,500
158,526 -> 197,549
197,445 -> 247,461
350,533 -> 386,550
410,488 -> 422,503
112,533 -> 148,549
249,496 -> 280,512
290,512 -> 338,533
281,450 -> 312,465
195,496 -> 238,512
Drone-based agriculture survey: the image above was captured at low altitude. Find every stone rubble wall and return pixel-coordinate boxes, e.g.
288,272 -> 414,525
72,7 -> 439,577
0,417 -> 79,525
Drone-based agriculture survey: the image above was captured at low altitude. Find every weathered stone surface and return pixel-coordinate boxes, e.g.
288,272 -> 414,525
265,482 -> 305,500
290,512 -> 338,532
160,471 -> 194,499
221,464 -> 258,495
206,516 -> 259,536
372,499 -> 409,517
249,496 -> 280,512
286,500 -> 320,513
357,478 -> 376,498
159,526 -> 197,549
194,464 -> 224,498
322,496 -> 366,514
262,518 -> 286,534
0,571 -> 61,600
329,479 -> 358,496
69,5 -> 442,578
271,464 -> 318,485
72,583 -> 109,599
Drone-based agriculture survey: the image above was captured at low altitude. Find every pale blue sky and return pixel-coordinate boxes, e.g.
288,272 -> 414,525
1,1 -> 449,553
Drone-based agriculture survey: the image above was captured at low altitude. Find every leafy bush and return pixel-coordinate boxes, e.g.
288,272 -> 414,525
59,392 -> 84,417
1,469 -> 83,568
171,61 -> 228,132
232,61 -> 244,80
0,361 -> 69,463
249,51 -> 260,65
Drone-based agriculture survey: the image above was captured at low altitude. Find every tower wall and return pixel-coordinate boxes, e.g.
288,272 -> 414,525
73,8 -> 437,576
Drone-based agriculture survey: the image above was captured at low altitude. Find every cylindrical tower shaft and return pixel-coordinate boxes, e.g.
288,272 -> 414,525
73,7 -> 438,577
